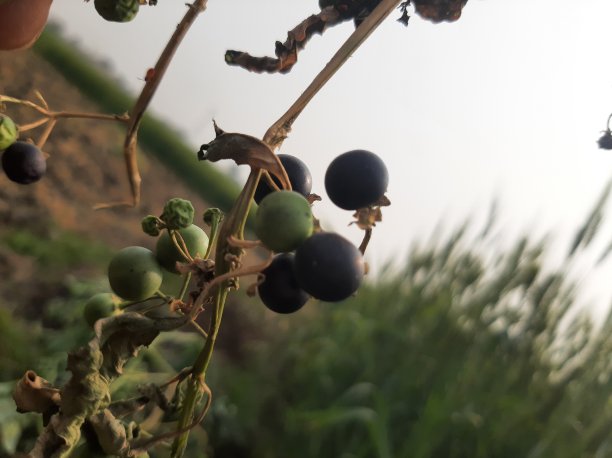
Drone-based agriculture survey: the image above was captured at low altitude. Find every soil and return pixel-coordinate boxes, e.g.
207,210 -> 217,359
0,48 -> 209,312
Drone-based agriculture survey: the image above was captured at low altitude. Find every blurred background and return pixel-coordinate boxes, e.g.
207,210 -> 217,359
0,1 -> 611,456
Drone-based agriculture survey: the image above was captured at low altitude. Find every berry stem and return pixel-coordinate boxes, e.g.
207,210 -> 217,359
178,272 -> 192,301
359,227 -> 373,255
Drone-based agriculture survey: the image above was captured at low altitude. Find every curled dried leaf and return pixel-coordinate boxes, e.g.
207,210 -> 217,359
90,409 -> 130,456
13,370 -> 61,414
198,128 -> 291,190
224,7 -> 344,73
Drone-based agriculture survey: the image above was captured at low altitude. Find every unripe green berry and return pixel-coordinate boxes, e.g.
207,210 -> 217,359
156,225 -> 209,273
83,293 -> 121,328
94,0 -> 139,23
161,198 -> 194,230
108,246 -> 163,301
255,191 -> 313,252
0,114 -> 17,151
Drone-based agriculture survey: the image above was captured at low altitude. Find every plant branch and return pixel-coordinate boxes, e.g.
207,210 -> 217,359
263,0 -> 402,149
98,0 -> 209,209
171,170 -> 260,457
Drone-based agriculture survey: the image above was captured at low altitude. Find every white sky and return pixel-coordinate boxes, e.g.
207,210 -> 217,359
48,1 -> 612,320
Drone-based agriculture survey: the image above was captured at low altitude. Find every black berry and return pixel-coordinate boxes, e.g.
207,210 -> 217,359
254,154 -> 312,204
2,141 -> 46,184
259,253 -> 310,314
294,232 -> 364,302
325,149 -> 388,210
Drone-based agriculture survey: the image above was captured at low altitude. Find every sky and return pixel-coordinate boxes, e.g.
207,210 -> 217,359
47,1 -> 612,320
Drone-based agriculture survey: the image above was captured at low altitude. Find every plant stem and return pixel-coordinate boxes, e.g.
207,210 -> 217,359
170,170 -> 260,457
118,0 -> 209,208
178,272 -> 192,301
263,0 -> 402,149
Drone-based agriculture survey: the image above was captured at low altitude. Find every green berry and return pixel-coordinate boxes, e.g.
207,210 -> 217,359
83,293 -> 120,328
0,114 -> 17,151
161,198 -> 194,230
156,224 -> 209,273
255,191 -> 313,252
108,246 -> 163,301
94,0 -> 139,23
141,215 -> 161,236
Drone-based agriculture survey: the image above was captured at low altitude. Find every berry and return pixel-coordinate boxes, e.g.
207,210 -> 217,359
141,215 -> 161,237
108,246 -> 163,301
254,154 -> 312,204
0,114 -> 18,150
325,149 -> 388,210
156,224 -> 209,273
94,0 -> 139,23
1,141 -> 46,184
160,198 -> 194,230
294,232 -> 364,302
83,293 -> 120,327
255,191 -> 313,252
258,253 -> 310,314
598,131 -> 612,150
203,207 -> 223,226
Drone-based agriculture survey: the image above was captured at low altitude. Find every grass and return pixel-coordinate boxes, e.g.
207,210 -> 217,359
1,228 -> 113,268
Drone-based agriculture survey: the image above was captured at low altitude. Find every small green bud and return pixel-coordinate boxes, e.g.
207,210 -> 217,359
161,198 -> 194,230
203,208 -> 224,227
0,114 -> 18,151
141,215 -> 161,236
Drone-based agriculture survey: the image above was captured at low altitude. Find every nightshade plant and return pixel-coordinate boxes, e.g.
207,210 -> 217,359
0,1 -> 472,457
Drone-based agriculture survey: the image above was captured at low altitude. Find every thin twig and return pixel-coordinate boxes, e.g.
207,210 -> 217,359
263,0 -> 402,149
109,0 -> 209,209
37,119 -> 56,149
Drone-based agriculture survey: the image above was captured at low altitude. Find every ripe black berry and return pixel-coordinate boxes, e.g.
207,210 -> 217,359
598,131 -> 612,150
1,141 -> 46,184
254,154 -> 312,204
325,149 -> 388,210
258,253 -> 310,314
294,232 -> 364,302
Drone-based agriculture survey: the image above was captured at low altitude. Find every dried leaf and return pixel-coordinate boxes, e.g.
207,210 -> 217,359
13,370 -> 60,415
198,128 -> 291,190
26,313 -> 189,457
90,409 -> 130,456
225,7 -> 345,73
350,207 -> 383,230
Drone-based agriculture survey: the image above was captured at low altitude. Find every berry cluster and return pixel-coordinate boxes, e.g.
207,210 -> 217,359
255,149 -> 388,314
0,114 -> 46,185
82,198 -> 211,326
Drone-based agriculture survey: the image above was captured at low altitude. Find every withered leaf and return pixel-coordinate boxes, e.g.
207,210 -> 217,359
26,313 -> 188,457
90,409 -> 130,456
199,130 -> 291,190
225,8 -> 344,73
13,370 -> 61,415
